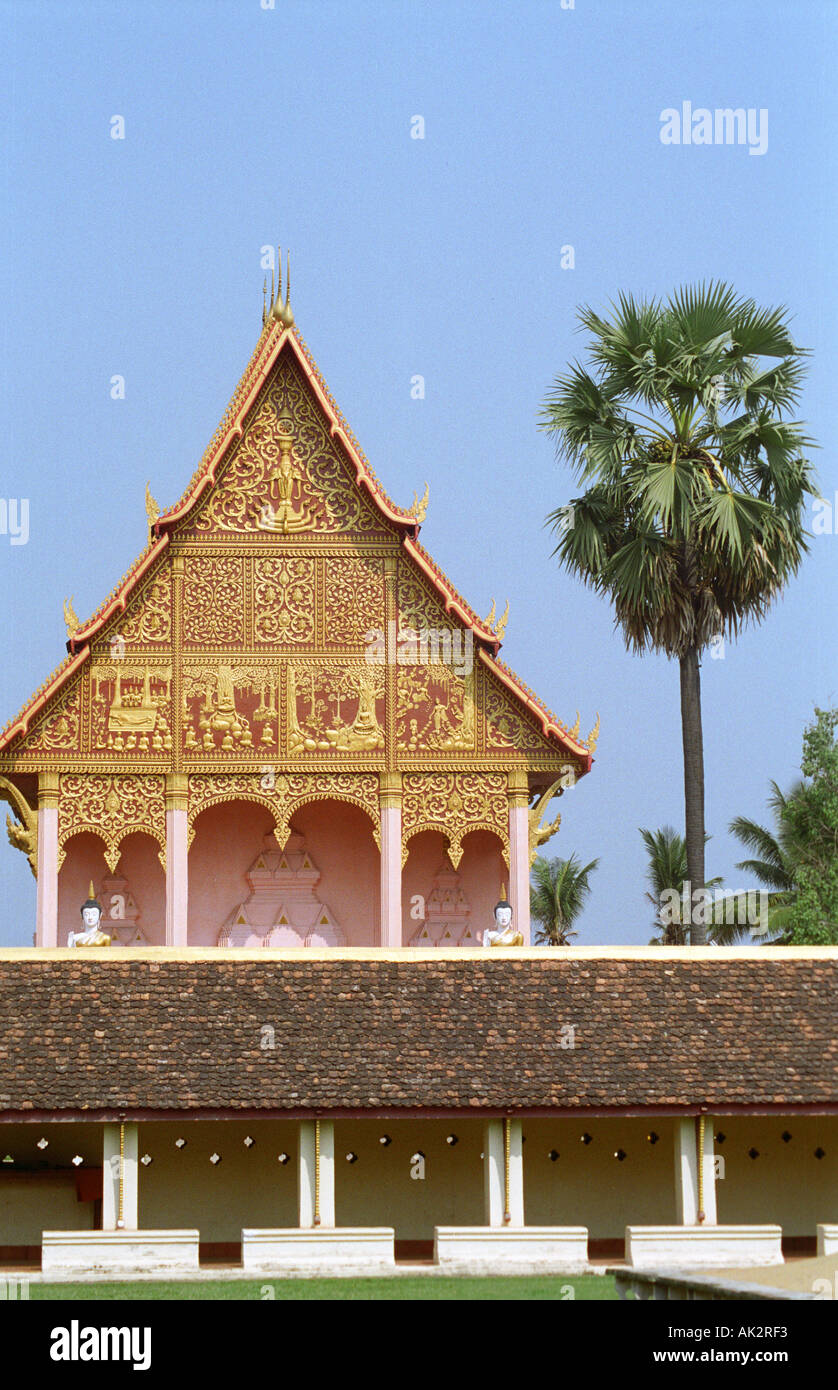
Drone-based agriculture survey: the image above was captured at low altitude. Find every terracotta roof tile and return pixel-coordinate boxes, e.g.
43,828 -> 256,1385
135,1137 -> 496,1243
0,957 -> 834,1116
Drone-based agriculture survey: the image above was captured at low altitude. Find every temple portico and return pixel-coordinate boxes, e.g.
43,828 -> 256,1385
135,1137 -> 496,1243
35,770 -> 527,949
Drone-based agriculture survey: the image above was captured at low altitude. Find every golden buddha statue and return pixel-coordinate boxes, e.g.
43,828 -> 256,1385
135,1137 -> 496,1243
68,882 -> 112,947
482,886 -> 524,947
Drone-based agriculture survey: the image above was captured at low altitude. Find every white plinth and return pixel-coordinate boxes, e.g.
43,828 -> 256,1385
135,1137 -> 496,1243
42,1230 -> 200,1273
434,1226 -> 589,1271
626,1225 -> 783,1268
241,1228 -> 395,1272
817,1224 -> 838,1257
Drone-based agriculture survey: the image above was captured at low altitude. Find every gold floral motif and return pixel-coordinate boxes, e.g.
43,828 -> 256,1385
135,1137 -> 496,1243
254,556 -> 315,644
116,570 -> 171,644
187,771 -> 380,849
325,555 -> 386,647
190,359 -> 384,535
402,772 -> 508,869
485,675 -> 546,752
397,566 -> 458,638
183,556 -> 245,645
25,683 -> 82,752
57,773 -> 166,873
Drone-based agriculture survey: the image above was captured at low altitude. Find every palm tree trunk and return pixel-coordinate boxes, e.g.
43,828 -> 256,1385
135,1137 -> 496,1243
679,645 -> 706,944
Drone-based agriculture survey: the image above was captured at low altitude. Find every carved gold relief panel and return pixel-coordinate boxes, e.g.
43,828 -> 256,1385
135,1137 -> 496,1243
182,555 -> 246,646
113,565 -> 171,646
484,671 -> 552,753
187,359 -> 387,537
402,771 -> 508,869
182,661 -> 280,756
397,666 -> 475,752
288,661 -> 385,755
397,563 -> 459,638
324,555 -> 386,649
89,661 -> 173,754
57,773 -> 166,872
24,681 -> 83,754
187,771 -> 380,849
254,555 -> 315,645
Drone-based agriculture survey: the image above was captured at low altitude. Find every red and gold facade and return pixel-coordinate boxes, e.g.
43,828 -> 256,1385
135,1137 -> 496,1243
0,304 -> 595,948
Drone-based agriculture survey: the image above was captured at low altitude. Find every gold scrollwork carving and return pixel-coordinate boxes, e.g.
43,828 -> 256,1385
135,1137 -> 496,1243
186,772 -> 380,850
401,772 -> 508,869
190,362 -> 383,535
254,556 -> 315,644
324,556 -> 386,647
57,774 -> 166,873
183,556 -> 245,645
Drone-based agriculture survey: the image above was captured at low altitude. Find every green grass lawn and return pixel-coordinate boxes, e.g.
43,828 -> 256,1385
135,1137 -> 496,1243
33,1274 -> 617,1301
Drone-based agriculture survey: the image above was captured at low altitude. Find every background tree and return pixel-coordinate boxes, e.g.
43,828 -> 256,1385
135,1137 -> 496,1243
781,708 -> 838,943
640,826 -> 730,944
530,853 -> 599,946
729,779 -> 804,940
542,283 -> 816,943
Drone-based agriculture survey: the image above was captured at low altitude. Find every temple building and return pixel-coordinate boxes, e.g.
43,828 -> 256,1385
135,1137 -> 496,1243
0,273 -> 835,1277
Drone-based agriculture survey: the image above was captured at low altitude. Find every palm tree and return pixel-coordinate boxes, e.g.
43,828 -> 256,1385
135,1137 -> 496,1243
530,853 -> 599,945
640,826 -> 724,944
542,283 -> 815,943
730,780 -> 805,938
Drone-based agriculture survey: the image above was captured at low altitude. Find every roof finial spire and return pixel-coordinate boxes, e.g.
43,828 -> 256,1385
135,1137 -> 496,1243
262,277 -> 268,327
270,241 -> 294,328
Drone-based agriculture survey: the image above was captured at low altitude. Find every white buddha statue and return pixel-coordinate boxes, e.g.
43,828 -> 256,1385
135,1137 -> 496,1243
482,887 -> 524,947
68,882 -> 112,948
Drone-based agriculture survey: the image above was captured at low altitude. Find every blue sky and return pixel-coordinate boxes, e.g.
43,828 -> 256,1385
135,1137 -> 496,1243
0,0 -> 835,946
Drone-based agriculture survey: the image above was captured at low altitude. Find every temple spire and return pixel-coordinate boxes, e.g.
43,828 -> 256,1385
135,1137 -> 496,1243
270,243 -> 294,328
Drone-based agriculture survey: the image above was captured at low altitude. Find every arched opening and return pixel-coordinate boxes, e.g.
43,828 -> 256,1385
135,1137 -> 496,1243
188,796 -> 379,947
402,827 -> 507,947
57,831 -> 165,947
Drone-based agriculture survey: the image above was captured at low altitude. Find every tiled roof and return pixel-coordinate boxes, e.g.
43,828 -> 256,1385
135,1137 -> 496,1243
0,955 -> 834,1117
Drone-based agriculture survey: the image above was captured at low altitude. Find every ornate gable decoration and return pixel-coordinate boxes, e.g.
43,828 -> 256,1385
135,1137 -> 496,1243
0,320 -> 593,782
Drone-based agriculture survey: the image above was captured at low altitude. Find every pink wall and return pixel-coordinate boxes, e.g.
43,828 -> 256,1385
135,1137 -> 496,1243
402,828 -> 506,947
187,797 -> 380,946
292,800 -> 379,946
188,801 -> 275,946
57,831 -> 165,946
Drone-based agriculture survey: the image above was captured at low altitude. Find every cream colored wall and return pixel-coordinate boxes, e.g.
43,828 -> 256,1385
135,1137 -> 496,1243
522,1118 -> 678,1237
2,1114 -> 834,1245
334,1119 -> 484,1238
714,1116 -> 838,1235
0,1123 -> 100,1242
137,1120 -> 298,1240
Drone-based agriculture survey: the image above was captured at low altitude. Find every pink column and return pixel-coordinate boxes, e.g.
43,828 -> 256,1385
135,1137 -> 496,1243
507,772 -> 531,945
165,775 -> 189,946
379,773 -> 402,948
36,773 -> 60,947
